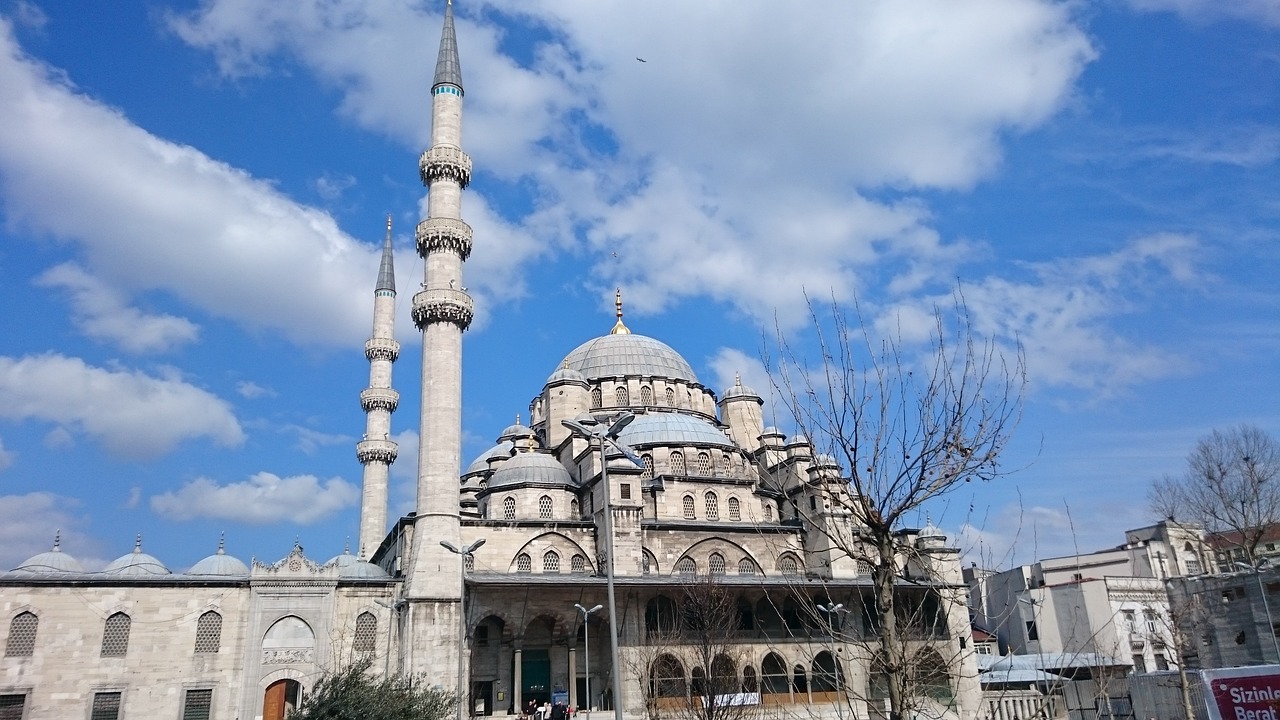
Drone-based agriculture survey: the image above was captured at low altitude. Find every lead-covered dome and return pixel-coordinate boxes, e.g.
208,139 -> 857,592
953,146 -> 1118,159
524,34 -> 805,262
466,440 -> 514,475
558,334 -> 698,383
12,533 -> 84,575
103,536 -> 170,576
189,539 -> 249,576
488,452 -> 575,490
617,413 -> 736,449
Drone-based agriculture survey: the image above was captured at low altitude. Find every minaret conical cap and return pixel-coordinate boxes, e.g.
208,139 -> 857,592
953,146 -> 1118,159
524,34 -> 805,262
376,215 -> 396,293
432,1 -> 464,94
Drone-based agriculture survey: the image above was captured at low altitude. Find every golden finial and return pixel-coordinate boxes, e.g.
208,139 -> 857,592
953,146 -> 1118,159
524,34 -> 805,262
610,287 -> 631,335
734,372 -> 742,387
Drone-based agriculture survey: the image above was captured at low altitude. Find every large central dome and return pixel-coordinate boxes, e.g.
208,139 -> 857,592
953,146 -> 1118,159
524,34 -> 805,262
557,333 -> 698,383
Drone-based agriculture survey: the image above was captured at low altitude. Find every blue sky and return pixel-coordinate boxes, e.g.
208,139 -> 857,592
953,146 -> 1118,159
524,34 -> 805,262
0,0 -> 1277,572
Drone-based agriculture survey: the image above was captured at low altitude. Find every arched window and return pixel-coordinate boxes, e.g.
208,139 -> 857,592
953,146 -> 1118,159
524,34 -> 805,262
708,553 -> 726,575
764,504 -> 774,522
6,612 -> 37,657
705,492 -> 720,520
670,451 -> 686,475
710,655 -> 737,695
812,651 -> 843,693
651,654 -> 687,698
539,495 -> 553,519
793,665 -> 809,695
571,498 -> 579,517
640,385 -> 653,405
718,453 -> 730,476
779,554 -> 800,576
738,558 -> 756,575
869,652 -> 890,700
101,612 -> 131,657
676,557 -> 696,575
615,386 -> 629,406
761,653 -> 788,696
194,611 -> 222,654
641,454 -> 654,479
591,387 -> 602,409
696,452 -> 711,475
517,553 -> 532,573
643,550 -> 657,575
728,497 -> 741,521
543,550 -> 560,574
665,387 -> 676,405
572,554 -> 586,574
503,496 -> 516,520
912,648 -> 952,700
682,495 -> 696,519
353,612 -> 377,653
743,666 -> 759,693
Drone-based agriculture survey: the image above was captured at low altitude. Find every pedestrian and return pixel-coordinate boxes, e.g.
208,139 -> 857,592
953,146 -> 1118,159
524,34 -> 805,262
551,701 -> 567,720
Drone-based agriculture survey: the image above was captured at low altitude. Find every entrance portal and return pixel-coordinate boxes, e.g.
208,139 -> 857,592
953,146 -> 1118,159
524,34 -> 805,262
263,679 -> 301,720
521,649 -> 551,706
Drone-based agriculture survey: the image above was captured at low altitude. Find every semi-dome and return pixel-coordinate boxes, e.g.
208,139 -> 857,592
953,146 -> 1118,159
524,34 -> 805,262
465,440 -> 514,475
488,452 -> 575,490
616,413 -> 736,449
12,533 -> 84,575
189,538 -> 249,576
103,536 -> 170,576
558,334 -> 698,383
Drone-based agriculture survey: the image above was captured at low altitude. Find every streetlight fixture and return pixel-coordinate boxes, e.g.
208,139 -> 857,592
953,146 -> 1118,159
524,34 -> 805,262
562,411 -> 641,720
1235,560 -> 1280,660
575,603 -> 604,720
817,602 -> 847,720
442,537 -> 487,720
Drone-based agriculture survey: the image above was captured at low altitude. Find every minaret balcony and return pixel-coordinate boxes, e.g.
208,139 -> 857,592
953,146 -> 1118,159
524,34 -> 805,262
416,217 -> 473,260
360,387 -> 400,413
412,287 -> 474,331
356,437 -> 399,464
419,144 -> 472,189
364,336 -> 401,362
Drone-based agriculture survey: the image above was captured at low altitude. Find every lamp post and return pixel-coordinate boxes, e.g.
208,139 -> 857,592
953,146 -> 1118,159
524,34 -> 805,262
817,602 -> 847,720
442,537 -> 487,720
562,412 -> 643,720
1235,560 -> 1280,660
575,603 -> 604,720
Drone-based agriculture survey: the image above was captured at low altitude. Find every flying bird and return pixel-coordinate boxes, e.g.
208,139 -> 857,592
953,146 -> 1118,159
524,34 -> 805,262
636,57 -> 647,63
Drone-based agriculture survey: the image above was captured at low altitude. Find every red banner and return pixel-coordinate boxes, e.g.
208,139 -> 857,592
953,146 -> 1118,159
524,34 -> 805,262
1202,666 -> 1280,720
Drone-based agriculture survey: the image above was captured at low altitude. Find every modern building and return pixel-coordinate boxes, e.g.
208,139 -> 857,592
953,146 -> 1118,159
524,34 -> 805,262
0,6 -> 979,720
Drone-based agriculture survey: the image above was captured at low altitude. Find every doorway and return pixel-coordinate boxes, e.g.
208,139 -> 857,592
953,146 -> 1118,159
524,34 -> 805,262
521,649 -> 551,706
263,679 -> 301,720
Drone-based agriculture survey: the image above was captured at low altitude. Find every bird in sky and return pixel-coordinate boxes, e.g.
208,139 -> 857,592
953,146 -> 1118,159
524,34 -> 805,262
636,57 -> 646,63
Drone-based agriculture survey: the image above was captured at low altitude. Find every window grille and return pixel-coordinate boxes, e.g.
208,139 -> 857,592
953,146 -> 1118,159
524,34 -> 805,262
181,689 -> 213,720
738,559 -> 756,575
101,613 -> 131,657
642,553 -> 653,575
718,453 -> 730,475
572,554 -> 586,574
728,497 -> 741,521
90,691 -> 122,720
6,612 -> 37,657
779,555 -> 799,576
591,388 -> 602,409
682,495 -> 696,519
539,495 -> 553,519
615,386 -> 629,406
353,612 -> 377,653
670,452 -> 686,475
640,386 -> 653,404
503,496 -> 516,520
571,498 -> 579,517
696,452 -> 711,475
194,611 -> 222,654
620,483 -> 632,500
0,695 -> 26,720
709,553 -> 726,575
764,504 -> 774,522
675,557 -> 696,575
641,455 -> 653,479
665,387 -> 675,405
464,554 -> 474,571
517,554 -> 532,573
544,551 -> 561,573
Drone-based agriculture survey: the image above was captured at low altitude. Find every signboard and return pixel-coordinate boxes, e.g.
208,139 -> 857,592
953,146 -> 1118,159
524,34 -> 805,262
1202,665 -> 1280,720
552,691 -> 569,706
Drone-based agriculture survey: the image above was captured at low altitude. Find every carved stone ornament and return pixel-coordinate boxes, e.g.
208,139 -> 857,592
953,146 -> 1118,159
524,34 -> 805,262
360,387 -> 400,413
252,542 -> 335,577
356,438 -> 399,464
412,288 -> 475,331
418,144 -> 472,189
416,217 -> 474,260
364,336 -> 401,362
262,648 -> 315,665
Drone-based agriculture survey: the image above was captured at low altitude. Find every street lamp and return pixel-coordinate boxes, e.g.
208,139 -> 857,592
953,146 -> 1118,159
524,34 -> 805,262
817,603 -> 847,720
442,537 -> 487,720
575,603 -> 604,720
562,412 -> 642,720
1235,560 -> 1280,660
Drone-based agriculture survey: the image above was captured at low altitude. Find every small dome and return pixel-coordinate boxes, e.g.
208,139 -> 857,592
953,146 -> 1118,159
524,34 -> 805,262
721,374 -> 761,401
813,453 -> 840,468
465,440 -> 514,475
616,413 -> 736,449
498,417 -> 535,442
488,452 -> 575,490
12,533 -> 84,574
547,363 -> 588,385
189,538 -> 249,576
340,560 -> 390,579
785,434 -> 809,447
103,535 -> 170,576
760,426 -> 785,438
558,334 -> 698,383
919,515 -> 947,543
327,544 -> 358,569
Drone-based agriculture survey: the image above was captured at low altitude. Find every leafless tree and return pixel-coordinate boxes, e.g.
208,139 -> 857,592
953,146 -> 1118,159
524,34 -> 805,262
1151,424 -> 1280,564
766,294 -> 1024,720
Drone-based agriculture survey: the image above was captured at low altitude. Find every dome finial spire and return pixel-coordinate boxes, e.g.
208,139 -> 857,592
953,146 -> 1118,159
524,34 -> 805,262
53,529 -> 62,551
610,287 -> 631,335
432,0 -> 464,94
376,215 -> 396,293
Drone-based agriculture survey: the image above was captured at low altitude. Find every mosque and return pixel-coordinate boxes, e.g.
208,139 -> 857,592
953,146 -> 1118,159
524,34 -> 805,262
0,5 -> 977,720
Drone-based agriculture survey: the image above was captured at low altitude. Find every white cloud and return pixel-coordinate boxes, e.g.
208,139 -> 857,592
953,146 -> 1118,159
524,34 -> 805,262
390,428 -> 419,519
314,172 -> 356,201
0,353 -> 244,458
0,435 -> 12,472
281,424 -> 352,454
35,263 -> 200,353
123,486 -> 142,510
706,347 -> 783,426
150,471 -> 358,524
236,380 -> 275,399
1125,0 -> 1280,26
0,492 -> 107,571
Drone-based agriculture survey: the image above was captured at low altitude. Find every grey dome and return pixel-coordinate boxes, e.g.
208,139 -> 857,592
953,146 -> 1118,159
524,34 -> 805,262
327,547 -> 357,568
559,334 -> 698,383
340,560 -> 389,579
488,452 -> 575,490
547,364 -> 588,385
813,453 -> 840,468
189,543 -> 249,576
104,536 -> 170,576
785,434 -> 810,447
13,534 -> 84,574
616,413 -> 736,449
498,421 -> 535,442
721,375 -> 761,401
466,441 -> 514,475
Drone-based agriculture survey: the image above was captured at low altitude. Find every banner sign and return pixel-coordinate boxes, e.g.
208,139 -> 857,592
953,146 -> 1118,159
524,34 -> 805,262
1202,665 -> 1280,720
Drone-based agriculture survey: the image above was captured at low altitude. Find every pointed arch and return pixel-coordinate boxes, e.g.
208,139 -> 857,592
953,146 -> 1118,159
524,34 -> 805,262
6,611 -> 37,657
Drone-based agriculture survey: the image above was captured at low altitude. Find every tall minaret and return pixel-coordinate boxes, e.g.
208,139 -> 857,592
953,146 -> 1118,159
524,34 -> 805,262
356,216 -> 400,555
405,0 -> 473,628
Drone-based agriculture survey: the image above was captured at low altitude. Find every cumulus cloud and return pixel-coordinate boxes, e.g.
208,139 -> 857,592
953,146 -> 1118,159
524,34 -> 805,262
280,424 -> 352,455
0,492 -> 106,571
150,471 -> 358,524
236,380 -> 275,399
707,347 -> 781,424
0,353 -> 244,458
35,263 -> 200,353
0,436 -> 12,472
1125,0 -> 1280,26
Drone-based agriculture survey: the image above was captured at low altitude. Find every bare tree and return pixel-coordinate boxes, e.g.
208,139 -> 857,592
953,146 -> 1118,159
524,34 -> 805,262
1151,424 -> 1280,564
766,295 -> 1024,720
